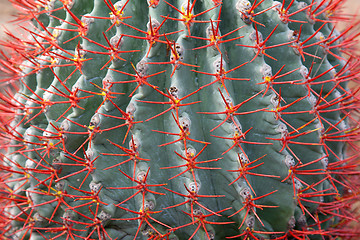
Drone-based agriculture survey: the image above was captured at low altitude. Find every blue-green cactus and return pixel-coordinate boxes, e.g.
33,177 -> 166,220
0,0 -> 360,239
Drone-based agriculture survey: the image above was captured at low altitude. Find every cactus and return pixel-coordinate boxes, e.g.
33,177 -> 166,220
0,0 -> 360,239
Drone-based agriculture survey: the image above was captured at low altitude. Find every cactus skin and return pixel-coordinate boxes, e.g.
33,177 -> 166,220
0,0 -> 360,239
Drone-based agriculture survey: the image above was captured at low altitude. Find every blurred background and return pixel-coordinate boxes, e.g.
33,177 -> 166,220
0,0 -> 18,41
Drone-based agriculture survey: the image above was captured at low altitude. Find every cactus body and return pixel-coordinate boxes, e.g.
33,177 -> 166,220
0,0 -> 360,239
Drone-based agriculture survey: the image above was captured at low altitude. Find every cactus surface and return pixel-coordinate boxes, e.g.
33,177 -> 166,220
1,0 -> 360,239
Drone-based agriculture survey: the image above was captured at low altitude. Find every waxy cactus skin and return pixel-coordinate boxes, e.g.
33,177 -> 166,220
0,0 -> 360,239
